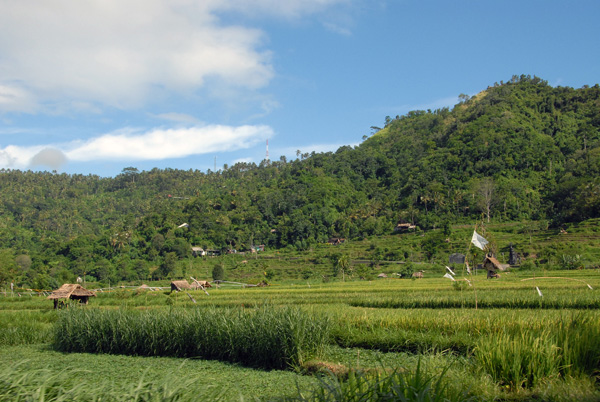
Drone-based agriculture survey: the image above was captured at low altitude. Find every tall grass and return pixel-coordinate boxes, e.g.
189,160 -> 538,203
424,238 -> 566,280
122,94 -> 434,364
0,310 -> 56,346
279,359 -> 474,402
474,314 -> 600,389
53,305 -> 331,370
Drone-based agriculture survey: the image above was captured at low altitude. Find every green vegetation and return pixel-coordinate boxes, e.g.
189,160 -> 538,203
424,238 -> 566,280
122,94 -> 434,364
53,306 -> 331,370
2,270 -> 600,400
0,345 -> 317,401
1,75 -> 600,400
0,75 -> 599,289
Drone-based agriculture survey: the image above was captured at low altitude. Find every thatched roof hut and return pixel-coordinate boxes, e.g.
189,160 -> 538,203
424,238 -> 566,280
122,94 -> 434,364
483,256 -> 506,271
483,256 -> 508,279
47,284 -> 96,308
170,280 -> 191,292
190,280 -> 212,289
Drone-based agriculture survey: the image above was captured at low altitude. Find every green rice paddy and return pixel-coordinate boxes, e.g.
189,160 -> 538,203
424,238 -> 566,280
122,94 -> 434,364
1,268 -> 600,401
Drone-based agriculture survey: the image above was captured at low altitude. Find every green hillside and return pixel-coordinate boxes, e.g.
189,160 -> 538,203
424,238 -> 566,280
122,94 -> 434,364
1,75 -> 599,289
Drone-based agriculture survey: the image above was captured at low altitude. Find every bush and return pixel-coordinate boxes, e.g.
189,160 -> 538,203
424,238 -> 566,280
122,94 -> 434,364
212,264 -> 225,281
560,254 -> 583,270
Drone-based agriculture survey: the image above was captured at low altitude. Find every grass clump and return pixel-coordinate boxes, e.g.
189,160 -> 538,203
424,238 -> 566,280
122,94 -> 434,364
474,314 -> 600,390
279,359 -> 474,402
52,305 -> 331,370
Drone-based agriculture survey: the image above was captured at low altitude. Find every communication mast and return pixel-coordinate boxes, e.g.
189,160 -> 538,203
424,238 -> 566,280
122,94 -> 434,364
266,139 -> 270,162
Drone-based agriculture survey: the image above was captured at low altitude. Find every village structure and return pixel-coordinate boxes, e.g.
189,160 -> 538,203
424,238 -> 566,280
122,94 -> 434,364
47,284 -> 96,309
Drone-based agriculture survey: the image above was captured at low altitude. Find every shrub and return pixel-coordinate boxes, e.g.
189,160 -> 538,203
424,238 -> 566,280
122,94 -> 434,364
212,263 -> 225,281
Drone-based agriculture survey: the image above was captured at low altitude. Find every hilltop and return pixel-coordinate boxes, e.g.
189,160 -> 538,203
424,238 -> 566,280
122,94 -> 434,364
0,75 -> 599,288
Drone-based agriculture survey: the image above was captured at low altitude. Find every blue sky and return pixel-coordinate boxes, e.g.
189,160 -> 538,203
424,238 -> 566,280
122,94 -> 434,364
1,0 -> 599,177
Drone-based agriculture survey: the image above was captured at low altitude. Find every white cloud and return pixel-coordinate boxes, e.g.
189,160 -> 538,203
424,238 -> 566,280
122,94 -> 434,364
0,1 -> 274,113
232,157 -> 254,165
0,124 -> 273,168
66,125 -> 273,161
0,84 -> 37,113
153,113 -> 202,124
29,148 -> 68,170
0,0 -> 350,115
322,22 -> 352,36
216,0 -> 350,19
0,145 -> 43,169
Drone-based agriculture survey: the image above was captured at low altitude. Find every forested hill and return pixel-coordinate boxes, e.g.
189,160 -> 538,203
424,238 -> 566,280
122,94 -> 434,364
1,75 -> 599,287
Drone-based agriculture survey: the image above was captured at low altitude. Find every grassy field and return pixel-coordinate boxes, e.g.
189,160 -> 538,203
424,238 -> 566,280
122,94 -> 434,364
1,266 -> 600,401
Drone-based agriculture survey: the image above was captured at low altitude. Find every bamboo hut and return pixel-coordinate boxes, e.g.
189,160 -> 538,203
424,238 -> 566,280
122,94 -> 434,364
484,256 -> 506,279
170,280 -> 191,292
47,284 -> 96,309
190,280 -> 212,289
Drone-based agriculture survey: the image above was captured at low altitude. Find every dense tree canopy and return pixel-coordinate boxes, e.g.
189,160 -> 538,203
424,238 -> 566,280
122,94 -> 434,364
1,75 -> 598,287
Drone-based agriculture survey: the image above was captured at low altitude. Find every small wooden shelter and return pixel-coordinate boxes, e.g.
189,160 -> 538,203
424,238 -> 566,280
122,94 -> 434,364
394,223 -> 416,232
483,256 -> 507,279
170,280 -> 192,292
191,247 -> 205,257
47,284 -> 96,309
190,280 -> 212,289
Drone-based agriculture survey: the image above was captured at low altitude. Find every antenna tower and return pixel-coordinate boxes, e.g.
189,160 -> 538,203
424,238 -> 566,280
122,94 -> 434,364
266,139 -> 270,162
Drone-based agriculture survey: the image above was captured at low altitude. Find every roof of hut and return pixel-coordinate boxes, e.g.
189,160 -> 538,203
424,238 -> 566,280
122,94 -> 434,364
47,284 -> 96,300
171,280 -> 191,291
484,256 -> 506,271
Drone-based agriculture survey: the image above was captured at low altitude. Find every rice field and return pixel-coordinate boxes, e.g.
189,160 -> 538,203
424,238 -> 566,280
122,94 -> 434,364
1,268 -> 600,401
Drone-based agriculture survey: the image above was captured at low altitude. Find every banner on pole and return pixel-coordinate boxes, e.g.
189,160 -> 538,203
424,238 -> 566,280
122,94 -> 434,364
471,231 -> 489,250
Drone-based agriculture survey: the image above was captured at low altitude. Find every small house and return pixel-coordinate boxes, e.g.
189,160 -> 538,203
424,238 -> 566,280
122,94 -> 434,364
47,284 -> 96,309
191,280 -> 212,289
483,256 -> 508,279
191,247 -> 205,257
170,280 -> 191,292
394,223 -> 416,232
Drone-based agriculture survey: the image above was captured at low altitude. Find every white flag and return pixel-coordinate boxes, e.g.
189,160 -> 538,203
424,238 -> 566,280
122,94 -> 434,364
471,231 -> 489,250
443,273 -> 456,281
536,286 -> 543,297
445,266 -> 456,276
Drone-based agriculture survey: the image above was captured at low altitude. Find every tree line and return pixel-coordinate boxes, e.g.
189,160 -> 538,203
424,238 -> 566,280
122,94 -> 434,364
0,75 -> 598,288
